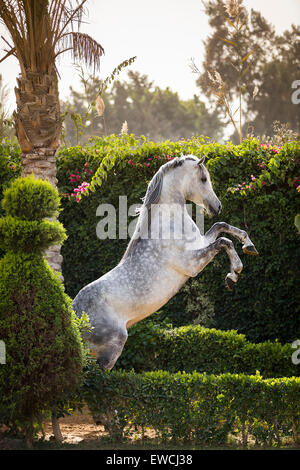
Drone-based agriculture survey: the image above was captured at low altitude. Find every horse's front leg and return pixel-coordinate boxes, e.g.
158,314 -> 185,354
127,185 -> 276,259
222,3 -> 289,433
204,222 -> 259,256
173,237 -> 243,290
208,237 -> 244,290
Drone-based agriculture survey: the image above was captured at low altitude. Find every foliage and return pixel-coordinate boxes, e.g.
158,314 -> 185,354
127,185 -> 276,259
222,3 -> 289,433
2,174 -> 61,220
116,322 -> 298,378
1,136 -> 299,343
56,136 -> 299,343
61,71 -> 223,145
192,0 -> 259,143
0,74 -> 14,141
0,141 -> 21,195
197,0 -> 300,140
0,176 -> 83,444
0,1 -> 104,75
114,313 -> 173,372
62,58 -> 137,145
77,362 -> 300,446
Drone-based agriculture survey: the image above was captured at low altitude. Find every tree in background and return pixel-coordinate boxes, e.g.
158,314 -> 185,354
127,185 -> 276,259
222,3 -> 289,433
0,74 -> 14,140
0,0 -> 104,272
62,70 -> 224,144
247,25 -> 300,137
196,0 -> 299,141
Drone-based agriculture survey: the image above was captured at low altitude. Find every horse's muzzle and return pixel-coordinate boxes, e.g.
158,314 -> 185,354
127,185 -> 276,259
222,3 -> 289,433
208,202 -> 222,216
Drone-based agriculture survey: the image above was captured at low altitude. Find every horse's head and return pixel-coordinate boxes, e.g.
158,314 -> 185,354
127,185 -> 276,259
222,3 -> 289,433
183,155 -> 222,217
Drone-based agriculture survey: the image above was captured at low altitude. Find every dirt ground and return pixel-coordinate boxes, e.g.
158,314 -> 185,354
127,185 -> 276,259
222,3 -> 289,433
43,406 -> 109,444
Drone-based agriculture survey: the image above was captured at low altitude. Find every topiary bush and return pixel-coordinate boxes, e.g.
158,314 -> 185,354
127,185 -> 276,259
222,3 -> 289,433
0,176 -> 84,446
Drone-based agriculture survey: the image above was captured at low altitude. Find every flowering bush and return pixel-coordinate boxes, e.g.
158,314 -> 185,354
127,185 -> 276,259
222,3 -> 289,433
228,142 -> 299,195
1,135 -> 299,343
61,161 -> 94,202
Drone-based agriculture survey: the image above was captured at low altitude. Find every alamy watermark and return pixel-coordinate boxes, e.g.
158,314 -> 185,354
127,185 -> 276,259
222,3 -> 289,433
291,340 -> 300,365
0,340 -> 5,364
96,196 -> 205,243
291,80 -> 300,104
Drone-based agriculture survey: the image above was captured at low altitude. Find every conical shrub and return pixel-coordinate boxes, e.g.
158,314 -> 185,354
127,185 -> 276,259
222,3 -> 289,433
0,176 -> 83,444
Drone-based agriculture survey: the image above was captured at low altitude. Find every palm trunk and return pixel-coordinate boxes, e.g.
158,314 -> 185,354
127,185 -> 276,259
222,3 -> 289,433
14,70 -> 63,274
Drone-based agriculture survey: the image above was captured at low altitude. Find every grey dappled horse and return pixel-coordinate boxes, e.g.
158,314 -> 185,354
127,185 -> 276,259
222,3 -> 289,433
73,155 -> 258,369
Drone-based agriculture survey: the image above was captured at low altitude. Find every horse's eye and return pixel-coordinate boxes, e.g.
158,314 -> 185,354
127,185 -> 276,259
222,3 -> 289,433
201,177 -> 207,183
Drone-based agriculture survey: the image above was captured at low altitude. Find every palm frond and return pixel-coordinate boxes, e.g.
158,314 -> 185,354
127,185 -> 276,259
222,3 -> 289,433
57,31 -> 104,72
0,0 -> 104,74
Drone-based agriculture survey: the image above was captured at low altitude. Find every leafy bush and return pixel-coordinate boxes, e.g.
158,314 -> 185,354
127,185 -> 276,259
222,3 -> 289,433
0,176 -> 83,444
78,362 -> 300,446
1,135 -> 299,343
57,135 -> 299,343
116,322 -> 298,378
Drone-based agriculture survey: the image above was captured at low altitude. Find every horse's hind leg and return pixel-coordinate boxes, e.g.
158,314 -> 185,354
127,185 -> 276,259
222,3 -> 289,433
90,328 -> 128,371
89,326 -> 128,431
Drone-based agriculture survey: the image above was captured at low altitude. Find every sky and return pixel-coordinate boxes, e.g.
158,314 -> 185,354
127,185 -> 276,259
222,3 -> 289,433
0,0 -> 299,112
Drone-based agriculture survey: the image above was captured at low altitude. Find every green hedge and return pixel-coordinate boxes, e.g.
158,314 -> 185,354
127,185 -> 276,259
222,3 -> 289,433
56,136 -> 300,343
78,363 -> 300,446
1,135 -> 299,343
115,321 -> 298,378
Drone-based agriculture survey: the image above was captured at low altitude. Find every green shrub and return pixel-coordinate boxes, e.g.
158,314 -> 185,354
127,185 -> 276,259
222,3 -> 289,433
79,363 -> 300,446
56,136 -> 299,343
0,140 -> 21,260
1,136 -> 299,343
116,323 -> 298,378
0,176 -> 83,444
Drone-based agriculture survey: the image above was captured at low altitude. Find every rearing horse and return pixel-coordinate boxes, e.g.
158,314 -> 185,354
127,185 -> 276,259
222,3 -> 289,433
73,155 -> 258,369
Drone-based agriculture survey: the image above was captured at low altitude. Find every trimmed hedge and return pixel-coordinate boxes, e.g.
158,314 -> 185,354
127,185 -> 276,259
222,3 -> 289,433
115,322 -> 298,378
1,136 -> 299,343
79,363 -> 300,446
56,136 -> 300,343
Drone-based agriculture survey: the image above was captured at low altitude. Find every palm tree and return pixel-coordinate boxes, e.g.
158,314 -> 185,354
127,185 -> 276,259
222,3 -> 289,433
0,0 -> 104,272
0,2 -> 104,442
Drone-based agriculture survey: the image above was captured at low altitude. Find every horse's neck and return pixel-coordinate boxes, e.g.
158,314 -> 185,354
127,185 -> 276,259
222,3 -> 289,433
151,189 -> 204,247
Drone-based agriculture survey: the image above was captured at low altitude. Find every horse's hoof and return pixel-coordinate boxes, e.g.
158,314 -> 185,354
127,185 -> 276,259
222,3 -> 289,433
242,244 -> 259,256
225,276 -> 235,291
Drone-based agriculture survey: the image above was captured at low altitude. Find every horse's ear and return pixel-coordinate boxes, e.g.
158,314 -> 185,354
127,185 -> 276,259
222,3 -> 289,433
197,156 -> 205,166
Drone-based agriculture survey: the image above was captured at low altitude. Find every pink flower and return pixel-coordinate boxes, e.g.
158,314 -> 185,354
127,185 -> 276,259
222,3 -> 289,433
262,181 -> 266,185
148,158 -> 152,161
128,160 -> 132,165
167,155 -> 173,160
144,163 -> 150,167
